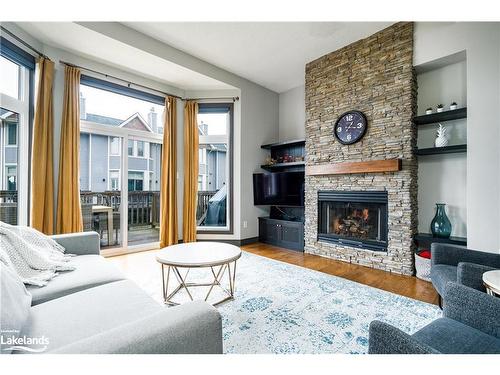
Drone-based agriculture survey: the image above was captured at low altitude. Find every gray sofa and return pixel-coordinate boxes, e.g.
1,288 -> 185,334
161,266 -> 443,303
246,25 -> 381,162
1,232 -> 223,354
431,243 -> 500,305
368,282 -> 500,354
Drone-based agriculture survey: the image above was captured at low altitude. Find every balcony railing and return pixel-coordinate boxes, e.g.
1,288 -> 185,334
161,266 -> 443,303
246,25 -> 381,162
197,190 -> 217,224
80,190 -> 160,229
0,190 -> 17,225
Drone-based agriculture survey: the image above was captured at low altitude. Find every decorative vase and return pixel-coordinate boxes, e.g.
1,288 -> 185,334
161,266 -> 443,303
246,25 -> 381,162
431,203 -> 452,238
434,123 -> 449,147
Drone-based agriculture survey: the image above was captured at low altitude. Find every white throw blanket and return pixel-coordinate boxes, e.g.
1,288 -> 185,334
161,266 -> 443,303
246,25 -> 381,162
0,221 -> 75,286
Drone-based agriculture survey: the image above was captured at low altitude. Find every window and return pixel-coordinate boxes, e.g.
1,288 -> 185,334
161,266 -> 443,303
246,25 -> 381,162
196,104 -> 233,232
7,122 -> 17,145
0,37 -> 34,226
0,55 -> 20,99
79,75 -> 164,249
137,141 -> 144,157
109,170 -> 119,190
128,171 -> 143,191
128,140 -> 134,156
6,166 -> 17,191
110,137 -> 120,155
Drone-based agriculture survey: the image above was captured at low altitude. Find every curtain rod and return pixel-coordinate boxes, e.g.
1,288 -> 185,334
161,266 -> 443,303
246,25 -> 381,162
59,60 -> 239,102
0,25 -> 49,59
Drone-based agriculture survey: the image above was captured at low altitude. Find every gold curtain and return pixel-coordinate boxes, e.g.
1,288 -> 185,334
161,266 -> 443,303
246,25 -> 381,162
30,58 -> 55,234
182,100 -> 199,243
56,66 -> 83,234
159,96 -> 178,247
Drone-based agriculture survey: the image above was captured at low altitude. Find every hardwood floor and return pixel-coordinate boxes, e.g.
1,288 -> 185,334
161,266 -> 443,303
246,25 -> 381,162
108,242 -> 439,305
241,242 -> 439,305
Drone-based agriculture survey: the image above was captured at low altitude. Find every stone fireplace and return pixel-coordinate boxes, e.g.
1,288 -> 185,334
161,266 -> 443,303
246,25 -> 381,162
304,22 -> 417,275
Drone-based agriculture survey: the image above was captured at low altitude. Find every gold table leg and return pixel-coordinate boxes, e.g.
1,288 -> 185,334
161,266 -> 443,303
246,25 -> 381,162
160,260 -> 238,306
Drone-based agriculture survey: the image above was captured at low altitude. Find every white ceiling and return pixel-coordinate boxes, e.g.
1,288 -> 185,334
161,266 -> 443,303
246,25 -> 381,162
15,22 -> 234,92
124,22 -> 394,93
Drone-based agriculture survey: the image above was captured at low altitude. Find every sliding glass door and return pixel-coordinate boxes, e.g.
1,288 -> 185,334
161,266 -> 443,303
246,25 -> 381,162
79,78 -> 164,252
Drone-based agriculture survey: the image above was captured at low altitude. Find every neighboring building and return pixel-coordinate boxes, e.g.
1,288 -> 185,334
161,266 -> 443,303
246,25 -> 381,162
198,120 -> 227,192
79,93 -> 162,192
0,109 -> 18,192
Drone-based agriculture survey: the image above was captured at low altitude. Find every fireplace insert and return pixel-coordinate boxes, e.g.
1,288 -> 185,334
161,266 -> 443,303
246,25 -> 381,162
318,191 -> 388,252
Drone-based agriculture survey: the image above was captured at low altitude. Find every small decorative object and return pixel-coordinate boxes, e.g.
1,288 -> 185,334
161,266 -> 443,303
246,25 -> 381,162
436,104 -> 444,113
425,107 -> 433,115
434,123 -> 449,147
449,102 -> 458,110
334,110 -> 368,145
265,156 -> 274,166
415,249 -> 431,282
430,203 -> 452,239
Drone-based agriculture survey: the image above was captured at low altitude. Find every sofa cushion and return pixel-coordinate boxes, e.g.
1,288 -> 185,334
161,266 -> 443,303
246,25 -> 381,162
0,264 -> 32,354
412,318 -> 500,354
27,255 -> 125,305
430,264 -> 457,296
21,280 -> 161,353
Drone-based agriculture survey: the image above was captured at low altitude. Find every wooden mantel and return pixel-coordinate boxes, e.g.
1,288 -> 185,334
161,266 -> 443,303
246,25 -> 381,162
305,159 -> 402,176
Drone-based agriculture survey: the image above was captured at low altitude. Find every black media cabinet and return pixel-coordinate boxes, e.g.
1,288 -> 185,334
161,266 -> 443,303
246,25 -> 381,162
258,217 -> 304,252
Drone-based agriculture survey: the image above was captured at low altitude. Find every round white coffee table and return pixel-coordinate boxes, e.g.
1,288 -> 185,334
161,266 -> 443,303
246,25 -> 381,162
156,242 -> 242,306
483,270 -> 500,297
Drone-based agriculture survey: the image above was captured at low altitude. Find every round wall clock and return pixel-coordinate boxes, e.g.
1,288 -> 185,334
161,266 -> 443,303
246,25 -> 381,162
334,110 -> 368,145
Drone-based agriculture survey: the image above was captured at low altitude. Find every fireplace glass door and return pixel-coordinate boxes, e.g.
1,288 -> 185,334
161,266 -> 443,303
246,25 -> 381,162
318,191 -> 388,251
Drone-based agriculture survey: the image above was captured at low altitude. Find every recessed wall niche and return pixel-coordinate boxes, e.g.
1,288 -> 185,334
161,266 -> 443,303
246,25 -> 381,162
415,52 -> 467,239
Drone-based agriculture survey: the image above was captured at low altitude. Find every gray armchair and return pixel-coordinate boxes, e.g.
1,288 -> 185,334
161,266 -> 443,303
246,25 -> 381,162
368,283 -> 500,354
430,243 -> 500,304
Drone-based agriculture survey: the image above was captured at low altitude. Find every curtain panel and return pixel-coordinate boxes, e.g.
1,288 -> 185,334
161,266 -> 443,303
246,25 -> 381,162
31,57 -> 55,234
159,96 -> 178,247
56,66 -> 83,234
182,101 -> 199,242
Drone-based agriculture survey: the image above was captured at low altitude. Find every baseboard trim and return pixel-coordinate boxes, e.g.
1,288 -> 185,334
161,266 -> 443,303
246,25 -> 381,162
195,237 -> 259,246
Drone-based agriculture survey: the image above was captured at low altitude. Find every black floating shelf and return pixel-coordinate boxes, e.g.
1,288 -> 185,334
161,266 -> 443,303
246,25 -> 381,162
261,161 -> 305,170
414,107 -> 467,125
414,233 -> 467,246
415,144 -> 467,156
261,139 -> 305,150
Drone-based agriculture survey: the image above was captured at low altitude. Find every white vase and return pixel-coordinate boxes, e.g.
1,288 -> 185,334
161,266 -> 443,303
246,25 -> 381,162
435,136 -> 449,147
435,123 -> 449,147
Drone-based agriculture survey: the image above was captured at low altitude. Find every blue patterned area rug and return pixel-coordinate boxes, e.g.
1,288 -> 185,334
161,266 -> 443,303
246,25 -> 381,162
214,251 -> 441,354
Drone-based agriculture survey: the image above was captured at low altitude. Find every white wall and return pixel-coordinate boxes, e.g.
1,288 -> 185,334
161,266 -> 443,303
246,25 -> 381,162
279,85 -> 305,140
414,22 -> 500,253
416,61 -> 467,238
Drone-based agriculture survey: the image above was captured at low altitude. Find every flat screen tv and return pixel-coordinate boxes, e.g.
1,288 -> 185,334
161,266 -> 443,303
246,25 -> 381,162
253,171 -> 304,206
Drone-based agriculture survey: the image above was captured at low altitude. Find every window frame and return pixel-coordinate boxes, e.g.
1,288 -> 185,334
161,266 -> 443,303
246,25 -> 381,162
109,136 -> 120,156
5,122 -> 17,146
196,103 -> 234,235
0,37 -> 35,226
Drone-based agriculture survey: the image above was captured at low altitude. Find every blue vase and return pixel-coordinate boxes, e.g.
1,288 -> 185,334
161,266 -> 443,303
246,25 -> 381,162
431,203 -> 452,238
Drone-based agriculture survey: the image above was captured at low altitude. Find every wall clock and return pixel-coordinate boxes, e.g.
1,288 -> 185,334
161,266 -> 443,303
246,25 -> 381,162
334,110 -> 367,145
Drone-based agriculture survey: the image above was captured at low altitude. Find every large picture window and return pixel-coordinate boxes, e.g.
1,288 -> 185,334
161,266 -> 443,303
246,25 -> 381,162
0,38 -> 34,226
79,76 -> 164,250
196,103 -> 233,233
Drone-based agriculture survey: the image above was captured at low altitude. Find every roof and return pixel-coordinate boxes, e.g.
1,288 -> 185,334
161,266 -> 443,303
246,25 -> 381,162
84,113 -> 123,126
83,112 -> 153,133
